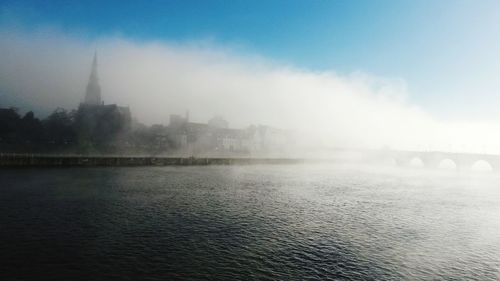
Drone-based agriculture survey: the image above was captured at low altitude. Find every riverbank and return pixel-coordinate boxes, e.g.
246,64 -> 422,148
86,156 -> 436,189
0,154 -> 306,167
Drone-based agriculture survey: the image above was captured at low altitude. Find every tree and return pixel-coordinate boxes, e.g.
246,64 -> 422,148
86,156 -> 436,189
43,108 -> 76,147
0,107 -> 22,144
20,111 -> 44,146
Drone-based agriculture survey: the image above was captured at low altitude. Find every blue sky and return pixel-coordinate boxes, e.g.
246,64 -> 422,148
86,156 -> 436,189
2,0 -> 500,120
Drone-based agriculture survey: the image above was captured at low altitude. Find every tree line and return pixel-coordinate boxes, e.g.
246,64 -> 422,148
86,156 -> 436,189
0,107 -> 174,154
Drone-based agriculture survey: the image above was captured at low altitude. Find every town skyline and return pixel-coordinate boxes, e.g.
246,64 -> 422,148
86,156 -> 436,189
2,1 -> 500,153
0,53 -> 294,156
2,0 -> 500,121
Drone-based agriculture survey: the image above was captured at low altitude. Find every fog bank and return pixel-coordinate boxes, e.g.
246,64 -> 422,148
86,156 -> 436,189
2,27 -> 500,153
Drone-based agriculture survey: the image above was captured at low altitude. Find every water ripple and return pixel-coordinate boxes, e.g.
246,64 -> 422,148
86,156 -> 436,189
1,165 -> 500,280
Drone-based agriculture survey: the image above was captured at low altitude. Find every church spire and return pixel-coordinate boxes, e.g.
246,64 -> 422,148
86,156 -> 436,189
84,51 -> 102,105
91,51 -> 98,79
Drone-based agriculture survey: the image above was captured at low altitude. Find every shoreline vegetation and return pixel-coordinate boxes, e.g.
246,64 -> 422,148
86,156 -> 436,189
0,105 -> 294,157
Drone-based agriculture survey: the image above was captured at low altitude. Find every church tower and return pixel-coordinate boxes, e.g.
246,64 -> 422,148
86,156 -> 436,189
84,52 -> 102,105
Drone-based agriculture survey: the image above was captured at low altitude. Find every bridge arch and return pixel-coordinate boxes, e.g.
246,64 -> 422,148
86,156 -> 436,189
409,157 -> 425,168
437,158 -> 457,170
471,160 -> 493,172
389,151 -> 500,172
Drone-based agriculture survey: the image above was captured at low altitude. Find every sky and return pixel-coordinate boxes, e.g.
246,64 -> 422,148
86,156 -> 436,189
1,0 -> 500,152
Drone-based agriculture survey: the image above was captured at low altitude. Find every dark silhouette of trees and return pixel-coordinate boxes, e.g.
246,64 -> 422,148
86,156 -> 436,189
0,108 -> 22,145
20,111 -> 44,147
127,123 -> 173,154
0,105 -> 176,155
0,108 -> 46,152
0,106 -> 131,153
43,108 -> 77,148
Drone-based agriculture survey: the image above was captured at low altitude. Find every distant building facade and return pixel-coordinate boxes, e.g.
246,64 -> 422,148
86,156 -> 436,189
165,112 -> 292,156
208,115 -> 229,129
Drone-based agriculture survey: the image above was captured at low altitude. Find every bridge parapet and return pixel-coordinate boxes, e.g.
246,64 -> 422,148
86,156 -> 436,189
419,152 -> 447,169
387,150 -> 500,171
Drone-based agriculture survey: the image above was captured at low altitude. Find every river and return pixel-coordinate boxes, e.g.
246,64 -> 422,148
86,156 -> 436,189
1,164 -> 499,280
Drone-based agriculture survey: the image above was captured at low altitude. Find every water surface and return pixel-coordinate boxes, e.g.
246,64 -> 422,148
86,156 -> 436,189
1,165 -> 499,280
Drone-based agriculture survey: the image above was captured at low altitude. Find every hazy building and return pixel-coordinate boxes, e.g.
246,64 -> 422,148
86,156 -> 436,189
166,112 -> 249,155
76,53 -> 131,150
213,128 -> 250,152
246,125 -> 293,155
168,111 -> 190,128
167,112 -> 211,153
208,115 -> 229,129
84,52 -> 102,106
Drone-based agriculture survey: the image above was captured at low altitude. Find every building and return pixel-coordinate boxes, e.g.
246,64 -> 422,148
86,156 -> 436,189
208,115 -> 229,129
166,112 -> 211,154
75,53 -> 131,149
165,112 -> 293,156
246,125 -> 293,156
84,52 -> 102,106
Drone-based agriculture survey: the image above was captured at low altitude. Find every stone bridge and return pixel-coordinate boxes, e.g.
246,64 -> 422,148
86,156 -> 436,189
385,151 -> 500,171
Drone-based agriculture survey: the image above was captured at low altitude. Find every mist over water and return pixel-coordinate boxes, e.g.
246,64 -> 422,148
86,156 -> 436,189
3,2 -> 500,281
1,164 -> 500,280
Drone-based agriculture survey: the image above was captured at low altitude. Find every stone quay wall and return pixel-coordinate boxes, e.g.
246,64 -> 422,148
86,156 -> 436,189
0,154 -> 304,167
